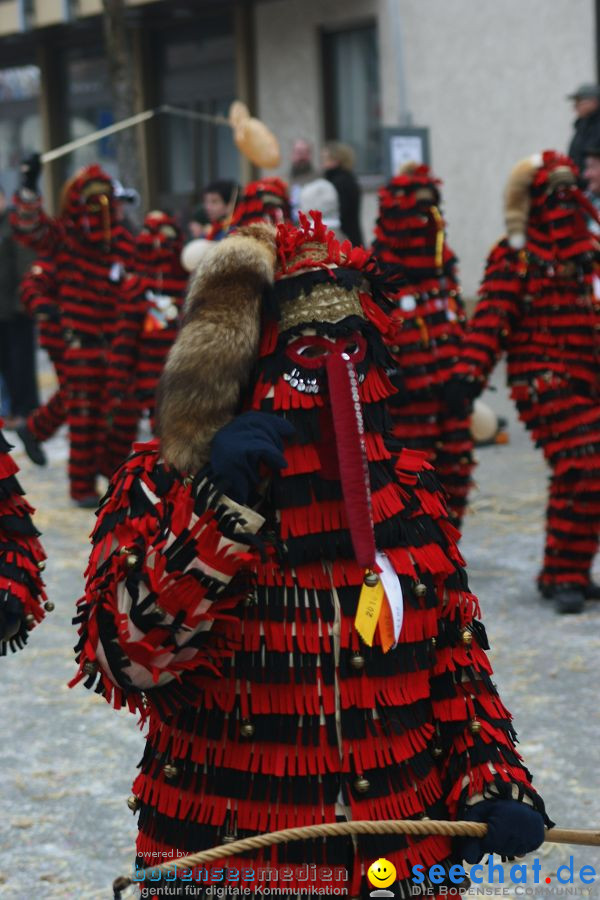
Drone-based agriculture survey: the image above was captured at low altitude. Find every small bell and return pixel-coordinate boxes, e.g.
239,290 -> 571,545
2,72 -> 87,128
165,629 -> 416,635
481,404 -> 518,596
461,628 -> 473,646
354,776 -> 370,794
163,763 -> 179,780
37,561 -> 46,571
414,583 -> 427,598
350,653 -> 365,671
44,601 -> 55,612
127,795 -> 140,812
363,571 -> 379,588
240,720 -> 255,738
25,613 -> 36,626
470,718 -> 482,734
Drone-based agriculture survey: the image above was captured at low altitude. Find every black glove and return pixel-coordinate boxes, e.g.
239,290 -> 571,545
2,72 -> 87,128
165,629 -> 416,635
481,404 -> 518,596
461,799 -> 546,863
20,152 -> 41,193
441,375 -> 480,419
210,411 -> 295,505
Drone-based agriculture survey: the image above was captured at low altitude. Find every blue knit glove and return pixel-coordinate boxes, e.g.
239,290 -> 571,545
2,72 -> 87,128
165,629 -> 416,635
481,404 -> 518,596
460,799 -> 545,863
210,412 -> 295,505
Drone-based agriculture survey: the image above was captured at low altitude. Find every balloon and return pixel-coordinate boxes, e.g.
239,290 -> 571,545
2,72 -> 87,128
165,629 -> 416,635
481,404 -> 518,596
233,118 -> 281,169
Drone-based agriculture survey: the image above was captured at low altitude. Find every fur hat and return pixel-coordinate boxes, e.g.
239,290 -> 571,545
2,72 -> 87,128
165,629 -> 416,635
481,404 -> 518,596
156,223 -> 277,472
503,154 -> 542,249
157,214 -> 390,473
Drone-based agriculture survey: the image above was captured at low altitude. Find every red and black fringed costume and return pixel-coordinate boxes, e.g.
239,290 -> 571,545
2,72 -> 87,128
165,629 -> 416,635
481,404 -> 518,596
109,212 -> 187,428
230,177 -> 291,228
0,426 -> 47,653
11,165 -> 136,503
72,216 -> 549,898
372,164 -> 474,528
20,259 -> 68,443
456,151 -> 600,601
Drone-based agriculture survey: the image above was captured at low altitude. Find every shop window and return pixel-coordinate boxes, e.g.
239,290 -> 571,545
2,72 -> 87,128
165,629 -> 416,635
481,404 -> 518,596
322,23 -> 381,174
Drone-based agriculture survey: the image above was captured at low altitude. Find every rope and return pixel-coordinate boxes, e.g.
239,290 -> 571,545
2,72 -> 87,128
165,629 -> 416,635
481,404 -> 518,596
112,818 -> 600,896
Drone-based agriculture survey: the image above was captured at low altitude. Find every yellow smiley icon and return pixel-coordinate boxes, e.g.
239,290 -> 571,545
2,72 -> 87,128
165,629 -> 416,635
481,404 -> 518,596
367,857 -> 397,889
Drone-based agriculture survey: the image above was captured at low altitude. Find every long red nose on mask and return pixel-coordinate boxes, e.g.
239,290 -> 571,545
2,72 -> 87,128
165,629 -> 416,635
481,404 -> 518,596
325,352 -> 375,568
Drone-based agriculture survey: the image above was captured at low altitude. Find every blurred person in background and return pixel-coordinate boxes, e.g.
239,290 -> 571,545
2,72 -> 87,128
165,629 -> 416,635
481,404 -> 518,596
583,146 -> 600,232
321,140 -> 364,246
567,83 -> 600,177
288,138 -> 316,221
298,176 -> 346,241
203,179 -> 240,241
0,185 -> 39,431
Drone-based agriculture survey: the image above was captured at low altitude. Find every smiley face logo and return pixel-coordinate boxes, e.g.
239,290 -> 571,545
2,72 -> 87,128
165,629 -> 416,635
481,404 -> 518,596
367,857 -> 397,890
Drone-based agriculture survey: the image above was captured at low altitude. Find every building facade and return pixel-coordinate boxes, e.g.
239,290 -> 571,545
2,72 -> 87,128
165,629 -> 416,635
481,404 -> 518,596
0,0 -> 596,293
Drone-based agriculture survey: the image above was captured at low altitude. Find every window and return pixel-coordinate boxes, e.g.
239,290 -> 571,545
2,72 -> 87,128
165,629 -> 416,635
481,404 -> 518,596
322,23 -> 381,174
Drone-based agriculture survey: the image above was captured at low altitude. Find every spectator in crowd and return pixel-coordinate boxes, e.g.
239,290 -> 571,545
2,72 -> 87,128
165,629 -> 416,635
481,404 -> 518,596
321,140 -> 364,246
583,146 -> 600,232
567,83 -> 600,177
298,176 -> 346,241
203,179 -> 240,241
288,138 -> 317,221
188,204 -> 210,239
0,186 -> 38,430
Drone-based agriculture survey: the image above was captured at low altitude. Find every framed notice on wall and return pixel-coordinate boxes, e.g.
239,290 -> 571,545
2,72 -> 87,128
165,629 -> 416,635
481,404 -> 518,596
382,127 -> 431,178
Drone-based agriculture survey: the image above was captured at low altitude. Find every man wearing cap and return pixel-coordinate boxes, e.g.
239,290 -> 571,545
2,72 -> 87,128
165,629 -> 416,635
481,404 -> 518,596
567,83 -> 600,176
583,146 -> 600,232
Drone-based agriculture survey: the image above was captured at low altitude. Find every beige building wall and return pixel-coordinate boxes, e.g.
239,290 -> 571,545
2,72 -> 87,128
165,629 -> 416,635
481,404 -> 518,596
255,0 -> 596,296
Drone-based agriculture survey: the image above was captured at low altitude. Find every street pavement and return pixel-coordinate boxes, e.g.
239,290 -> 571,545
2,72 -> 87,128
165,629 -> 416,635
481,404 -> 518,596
1,363 -> 599,899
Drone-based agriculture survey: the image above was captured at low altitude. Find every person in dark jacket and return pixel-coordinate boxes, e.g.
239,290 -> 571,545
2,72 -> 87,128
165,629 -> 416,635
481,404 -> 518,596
321,141 -> 364,246
0,186 -> 39,429
567,83 -> 600,177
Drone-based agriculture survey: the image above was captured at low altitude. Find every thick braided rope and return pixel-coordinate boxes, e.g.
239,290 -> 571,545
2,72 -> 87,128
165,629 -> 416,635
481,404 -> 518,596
113,819 -> 600,895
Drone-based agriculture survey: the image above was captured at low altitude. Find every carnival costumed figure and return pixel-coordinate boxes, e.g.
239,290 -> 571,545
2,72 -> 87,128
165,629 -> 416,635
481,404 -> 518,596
453,150 -> 600,615
109,211 -> 188,429
72,215 -> 548,897
11,155 -> 137,507
0,426 -> 48,653
230,176 -> 292,228
372,164 -> 474,528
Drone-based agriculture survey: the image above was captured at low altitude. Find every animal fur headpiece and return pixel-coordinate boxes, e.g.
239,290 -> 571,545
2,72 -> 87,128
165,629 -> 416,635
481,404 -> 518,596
156,213 -> 393,473
503,151 -> 578,249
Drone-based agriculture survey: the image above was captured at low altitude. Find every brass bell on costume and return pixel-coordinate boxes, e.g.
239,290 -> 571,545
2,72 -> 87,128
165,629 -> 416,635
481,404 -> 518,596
354,776 -> 370,793
414,582 -> 427,598
25,613 -> 35,626
44,601 -> 55,612
350,653 -> 365,670
163,763 -> 179,780
469,718 -> 482,734
240,720 -> 255,738
460,628 -> 473,646
127,795 -> 140,812
363,571 -> 379,587
37,561 -> 46,571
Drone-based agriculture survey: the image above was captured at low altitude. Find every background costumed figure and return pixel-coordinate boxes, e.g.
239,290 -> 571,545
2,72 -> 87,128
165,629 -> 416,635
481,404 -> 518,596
453,150 -> 600,614
372,164 -> 474,528
109,211 -> 188,430
11,156 -> 137,506
71,215 -> 548,897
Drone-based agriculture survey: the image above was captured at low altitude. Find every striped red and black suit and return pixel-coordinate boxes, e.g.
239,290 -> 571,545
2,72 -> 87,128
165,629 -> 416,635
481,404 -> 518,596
373,174 -> 474,528
457,237 -> 600,590
11,182 -> 137,500
20,259 -> 68,442
0,426 -> 47,653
